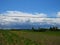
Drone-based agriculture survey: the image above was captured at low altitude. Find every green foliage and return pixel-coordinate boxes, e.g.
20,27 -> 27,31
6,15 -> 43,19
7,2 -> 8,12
0,30 -> 60,45
32,26 -> 60,32
49,26 -> 58,31
0,30 -> 41,45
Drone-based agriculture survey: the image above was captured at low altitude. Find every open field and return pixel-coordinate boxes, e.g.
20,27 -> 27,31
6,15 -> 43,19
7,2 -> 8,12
0,30 -> 60,45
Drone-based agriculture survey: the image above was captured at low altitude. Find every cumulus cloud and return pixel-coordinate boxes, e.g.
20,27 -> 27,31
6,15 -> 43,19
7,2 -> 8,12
0,11 -> 60,29
0,11 -> 47,23
1,11 -> 47,17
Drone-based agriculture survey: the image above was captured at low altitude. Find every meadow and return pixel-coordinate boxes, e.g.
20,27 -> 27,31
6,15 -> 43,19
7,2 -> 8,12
0,30 -> 60,45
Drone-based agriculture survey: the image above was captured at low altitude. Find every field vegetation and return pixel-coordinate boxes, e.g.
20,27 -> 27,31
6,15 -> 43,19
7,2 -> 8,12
0,26 -> 60,45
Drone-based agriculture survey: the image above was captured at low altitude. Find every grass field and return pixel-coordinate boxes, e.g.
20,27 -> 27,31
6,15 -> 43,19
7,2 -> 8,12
0,30 -> 60,45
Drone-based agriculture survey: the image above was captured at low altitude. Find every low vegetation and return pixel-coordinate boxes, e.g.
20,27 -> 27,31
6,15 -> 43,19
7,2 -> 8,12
0,30 -> 60,45
0,26 -> 60,45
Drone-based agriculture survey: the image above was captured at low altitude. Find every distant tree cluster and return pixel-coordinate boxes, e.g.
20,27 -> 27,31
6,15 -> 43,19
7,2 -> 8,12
32,26 -> 60,32
0,26 -> 60,32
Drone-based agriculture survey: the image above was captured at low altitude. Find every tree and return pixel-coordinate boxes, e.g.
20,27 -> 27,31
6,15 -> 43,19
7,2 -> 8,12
49,26 -> 58,31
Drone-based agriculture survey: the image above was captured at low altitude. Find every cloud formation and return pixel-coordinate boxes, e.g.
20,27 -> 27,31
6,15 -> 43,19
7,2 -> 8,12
0,11 -> 60,29
0,11 -> 47,24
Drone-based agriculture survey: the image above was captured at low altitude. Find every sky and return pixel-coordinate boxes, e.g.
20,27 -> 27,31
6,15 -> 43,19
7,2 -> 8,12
0,0 -> 60,16
0,0 -> 60,29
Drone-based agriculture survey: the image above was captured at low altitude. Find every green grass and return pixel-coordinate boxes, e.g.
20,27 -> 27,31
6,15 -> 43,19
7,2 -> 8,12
0,30 -> 60,45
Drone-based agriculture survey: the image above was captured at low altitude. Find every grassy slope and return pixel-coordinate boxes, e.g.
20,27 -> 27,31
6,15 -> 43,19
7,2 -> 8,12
0,30 -> 60,45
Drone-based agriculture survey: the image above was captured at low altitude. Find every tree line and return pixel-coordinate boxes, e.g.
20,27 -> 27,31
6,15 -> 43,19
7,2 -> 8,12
32,26 -> 60,32
0,26 -> 60,32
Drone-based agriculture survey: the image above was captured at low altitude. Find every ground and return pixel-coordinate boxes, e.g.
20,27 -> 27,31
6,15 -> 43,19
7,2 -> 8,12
0,30 -> 60,45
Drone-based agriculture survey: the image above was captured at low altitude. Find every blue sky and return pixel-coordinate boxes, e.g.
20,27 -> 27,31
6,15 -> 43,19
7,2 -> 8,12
0,0 -> 60,29
0,0 -> 60,17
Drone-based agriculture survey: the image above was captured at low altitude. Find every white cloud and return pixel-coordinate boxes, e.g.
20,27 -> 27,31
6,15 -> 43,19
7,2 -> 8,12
0,11 -> 60,28
1,11 -> 47,17
0,11 -> 47,24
